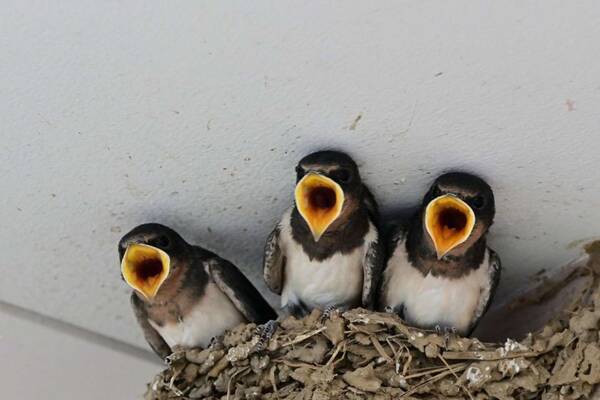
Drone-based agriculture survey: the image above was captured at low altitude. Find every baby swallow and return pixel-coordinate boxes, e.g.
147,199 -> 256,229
263,150 -> 384,317
379,172 -> 501,336
119,223 -> 277,359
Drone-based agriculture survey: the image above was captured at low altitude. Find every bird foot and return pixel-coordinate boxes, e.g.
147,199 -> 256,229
164,348 -> 185,366
253,320 -> 279,351
434,325 -> 457,346
320,305 -> 340,323
208,336 -> 224,350
444,327 -> 457,347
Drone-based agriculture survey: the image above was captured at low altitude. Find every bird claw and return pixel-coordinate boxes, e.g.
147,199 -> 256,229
320,305 -> 339,323
443,326 -> 457,346
208,336 -> 223,350
253,320 -> 279,351
164,349 -> 185,366
433,325 -> 457,346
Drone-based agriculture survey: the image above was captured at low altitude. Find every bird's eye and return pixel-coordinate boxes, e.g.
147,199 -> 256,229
155,236 -> 170,248
334,168 -> 352,183
472,196 -> 485,209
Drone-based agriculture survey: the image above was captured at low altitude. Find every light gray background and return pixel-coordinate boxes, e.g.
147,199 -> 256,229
1,1 -> 599,349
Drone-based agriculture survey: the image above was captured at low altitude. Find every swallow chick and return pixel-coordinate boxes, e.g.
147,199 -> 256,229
263,150 -> 385,317
119,223 -> 277,359
379,172 -> 501,336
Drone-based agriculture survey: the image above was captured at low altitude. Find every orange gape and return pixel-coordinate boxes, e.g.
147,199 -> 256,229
121,244 -> 171,299
295,173 -> 345,241
425,195 -> 475,259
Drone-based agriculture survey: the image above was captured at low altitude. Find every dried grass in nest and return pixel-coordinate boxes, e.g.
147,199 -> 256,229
145,255 -> 600,400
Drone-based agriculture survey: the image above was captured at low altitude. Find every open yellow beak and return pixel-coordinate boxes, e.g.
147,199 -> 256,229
121,243 -> 171,300
425,194 -> 476,259
295,173 -> 345,242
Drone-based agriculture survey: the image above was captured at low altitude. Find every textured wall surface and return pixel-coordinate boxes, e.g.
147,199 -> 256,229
0,302 -> 159,399
1,1 -> 599,348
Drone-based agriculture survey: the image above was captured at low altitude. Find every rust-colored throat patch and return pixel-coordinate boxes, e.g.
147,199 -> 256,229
121,243 -> 170,299
425,195 -> 475,258
295,173 -> 345,241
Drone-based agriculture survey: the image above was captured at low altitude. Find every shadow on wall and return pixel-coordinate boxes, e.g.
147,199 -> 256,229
474,241 -> 600,342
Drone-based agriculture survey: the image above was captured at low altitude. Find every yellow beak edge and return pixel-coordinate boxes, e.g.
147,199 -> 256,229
121,243 -> 171,300
295,173 -> 345,242
425,194 -> 476,259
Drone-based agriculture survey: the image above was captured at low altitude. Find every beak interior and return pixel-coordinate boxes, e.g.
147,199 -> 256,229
121,244 -> 170,299
295,173 -> 344,241
425,195 -> 475,258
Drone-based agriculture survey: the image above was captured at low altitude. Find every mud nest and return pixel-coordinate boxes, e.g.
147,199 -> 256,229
145,255 -> 600,400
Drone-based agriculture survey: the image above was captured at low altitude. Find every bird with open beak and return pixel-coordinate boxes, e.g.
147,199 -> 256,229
379,172 -> 501,336
119,223 -> 277,360
263,150 -> 385,317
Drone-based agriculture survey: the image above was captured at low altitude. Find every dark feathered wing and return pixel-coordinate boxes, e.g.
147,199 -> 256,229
263,225 -> 285,295
385,221 -> 409,256
130,293 -> 172,360
378,222 -> 409,314
207,257 -> 277,324
361,227 -> 386,309
468,248 -> 502,335
362,184 -> 380,222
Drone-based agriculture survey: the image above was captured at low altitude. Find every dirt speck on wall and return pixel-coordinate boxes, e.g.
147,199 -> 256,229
349,114 -> 363,131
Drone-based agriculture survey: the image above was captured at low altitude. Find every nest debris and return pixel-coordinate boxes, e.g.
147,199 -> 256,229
145,259 -> 600,400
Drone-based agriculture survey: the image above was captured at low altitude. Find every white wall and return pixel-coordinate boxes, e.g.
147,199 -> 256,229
1,1 -> 599,349
0,302 -> 159,400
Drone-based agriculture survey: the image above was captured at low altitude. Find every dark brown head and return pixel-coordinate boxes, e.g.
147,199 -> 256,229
421,172 -> 495,258
118,223 -> 189,300
294,150 -> 364,241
